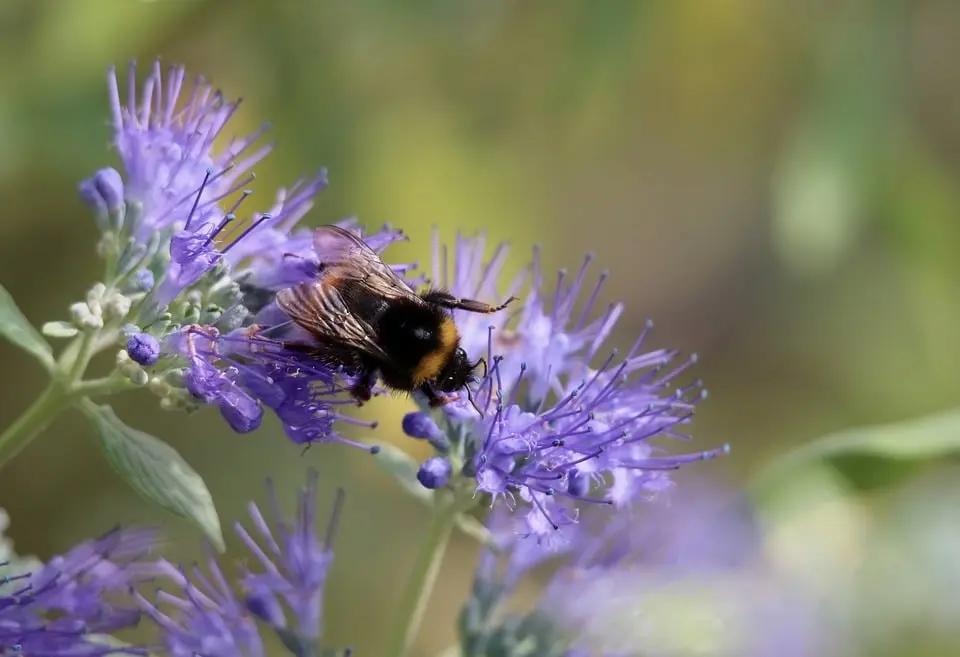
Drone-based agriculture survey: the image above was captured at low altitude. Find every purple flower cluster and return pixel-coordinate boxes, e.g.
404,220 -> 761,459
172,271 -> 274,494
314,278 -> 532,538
0,529 -> 156,656
138,471 -> 351,657
416,231 -> 728,542
79,61 -> 413,445
469,484 -> 824,657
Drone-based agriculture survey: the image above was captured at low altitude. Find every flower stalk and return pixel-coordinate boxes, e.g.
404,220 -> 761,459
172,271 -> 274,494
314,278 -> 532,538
385,494 -> 460,657
0,330 -> 133,470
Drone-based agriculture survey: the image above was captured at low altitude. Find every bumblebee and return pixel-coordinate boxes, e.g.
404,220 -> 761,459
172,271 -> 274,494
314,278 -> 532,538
273,225 -> 515,407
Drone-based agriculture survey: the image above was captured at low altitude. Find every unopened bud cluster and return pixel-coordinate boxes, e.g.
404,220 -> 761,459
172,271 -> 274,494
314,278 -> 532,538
115,348 -> 198,413
66,283 -> 132,332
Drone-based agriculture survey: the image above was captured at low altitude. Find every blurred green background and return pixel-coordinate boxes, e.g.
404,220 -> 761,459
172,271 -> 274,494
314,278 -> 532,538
2,1 -> 960,655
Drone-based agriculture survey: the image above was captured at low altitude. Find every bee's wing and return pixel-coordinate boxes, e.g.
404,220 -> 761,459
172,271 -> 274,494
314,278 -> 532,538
313,225 -> 421,303
276,281 -> 390,361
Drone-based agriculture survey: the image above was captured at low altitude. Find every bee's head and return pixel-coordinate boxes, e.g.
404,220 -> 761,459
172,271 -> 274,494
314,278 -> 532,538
436,347 -> 479,392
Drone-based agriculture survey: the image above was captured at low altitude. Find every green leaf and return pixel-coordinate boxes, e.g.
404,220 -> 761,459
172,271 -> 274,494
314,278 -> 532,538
80,401 -> 225,551
752,408 -> 960,497
42,321 -> 79,339
0,283 -> 53,369
370,441 -> 433,504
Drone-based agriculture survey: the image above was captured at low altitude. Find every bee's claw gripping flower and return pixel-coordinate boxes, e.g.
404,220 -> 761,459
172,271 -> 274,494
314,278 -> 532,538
1,528 -> 158,656
140,470 -> 350,656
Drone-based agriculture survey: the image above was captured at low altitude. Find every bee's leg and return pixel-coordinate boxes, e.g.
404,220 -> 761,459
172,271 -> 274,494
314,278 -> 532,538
350,370 -> 376,406
421,291 -> 518,315
241,325 -> 317,354
420,384 -> 455,408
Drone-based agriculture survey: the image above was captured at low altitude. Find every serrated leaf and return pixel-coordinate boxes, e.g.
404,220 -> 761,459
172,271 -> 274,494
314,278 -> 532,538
42,320 -> 79,338
80,400 -> 225,551
0,283 -> 53,369
752,408 -> 960,497
370,441 -> 433,504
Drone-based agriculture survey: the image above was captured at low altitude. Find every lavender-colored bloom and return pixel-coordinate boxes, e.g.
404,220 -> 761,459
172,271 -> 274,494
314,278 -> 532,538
138,558 -> 265,657
175,325 -> 377,448
104,60 -> 271,245
417,457 -> 452,489
421,232 -> 726,541
431,232 -> 621,405
235,470 -> 341,640
165,219 -> 412,447
470,485 -> 827,657
140,471 -> 350,657
126,332 -> 160,366
90,60 -> 330,307
1,528 -> 157,656
87,61 -> 411,446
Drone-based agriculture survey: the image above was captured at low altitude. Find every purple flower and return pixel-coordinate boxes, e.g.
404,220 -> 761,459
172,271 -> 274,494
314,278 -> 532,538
139,471 -> 351,656
164,219 -> 412,447
85,60 -> 332,307
138,557 -> 265,657
174,325 -> 379,448
431,232 -> 621,405
235,470 -> 341,640
471,485 -> 827,657
102,60 -> 271,245
424,232 -> 726,541
1,528 -> 157,656
87,61 -> 409,447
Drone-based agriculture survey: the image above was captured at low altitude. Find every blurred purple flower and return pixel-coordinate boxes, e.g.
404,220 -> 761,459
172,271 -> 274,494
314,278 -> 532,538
1,528 -> 157,656
235,470 -> 341,640
426,232 -> 725,541
139,471 -> 351,657
470,484 -> 827,657
138,557 -> 265,657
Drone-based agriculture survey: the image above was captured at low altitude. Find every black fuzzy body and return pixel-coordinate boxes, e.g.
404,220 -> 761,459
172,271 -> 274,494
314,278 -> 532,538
340,283 -> 455,392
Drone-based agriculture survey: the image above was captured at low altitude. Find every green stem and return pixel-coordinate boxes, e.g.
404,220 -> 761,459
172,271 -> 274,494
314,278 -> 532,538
385,499 -> 458,657
0,375 -> 132,471
0,383 -> 70,470
68,330 -> 100,381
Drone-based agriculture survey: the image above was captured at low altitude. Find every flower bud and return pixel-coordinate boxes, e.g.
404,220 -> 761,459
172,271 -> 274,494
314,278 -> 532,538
126,332 -> 160,366
78,168 -> 125,231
